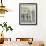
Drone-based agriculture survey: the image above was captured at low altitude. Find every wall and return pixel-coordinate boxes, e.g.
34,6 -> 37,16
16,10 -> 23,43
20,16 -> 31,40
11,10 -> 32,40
0,0 -> 46,45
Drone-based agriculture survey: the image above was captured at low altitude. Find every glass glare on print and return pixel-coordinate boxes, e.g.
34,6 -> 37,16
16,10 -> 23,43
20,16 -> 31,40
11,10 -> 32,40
19,3 -> 37,25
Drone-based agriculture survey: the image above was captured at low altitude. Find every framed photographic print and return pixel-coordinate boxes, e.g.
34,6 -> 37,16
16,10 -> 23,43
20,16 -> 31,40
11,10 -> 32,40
19,3 -> 37,25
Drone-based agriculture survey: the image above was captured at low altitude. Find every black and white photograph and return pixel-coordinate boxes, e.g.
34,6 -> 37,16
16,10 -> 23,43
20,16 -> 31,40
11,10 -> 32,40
19,3 -> 37,25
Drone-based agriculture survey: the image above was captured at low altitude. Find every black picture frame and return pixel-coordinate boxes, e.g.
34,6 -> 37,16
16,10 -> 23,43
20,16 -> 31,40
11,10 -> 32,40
19,3 -> 37,25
